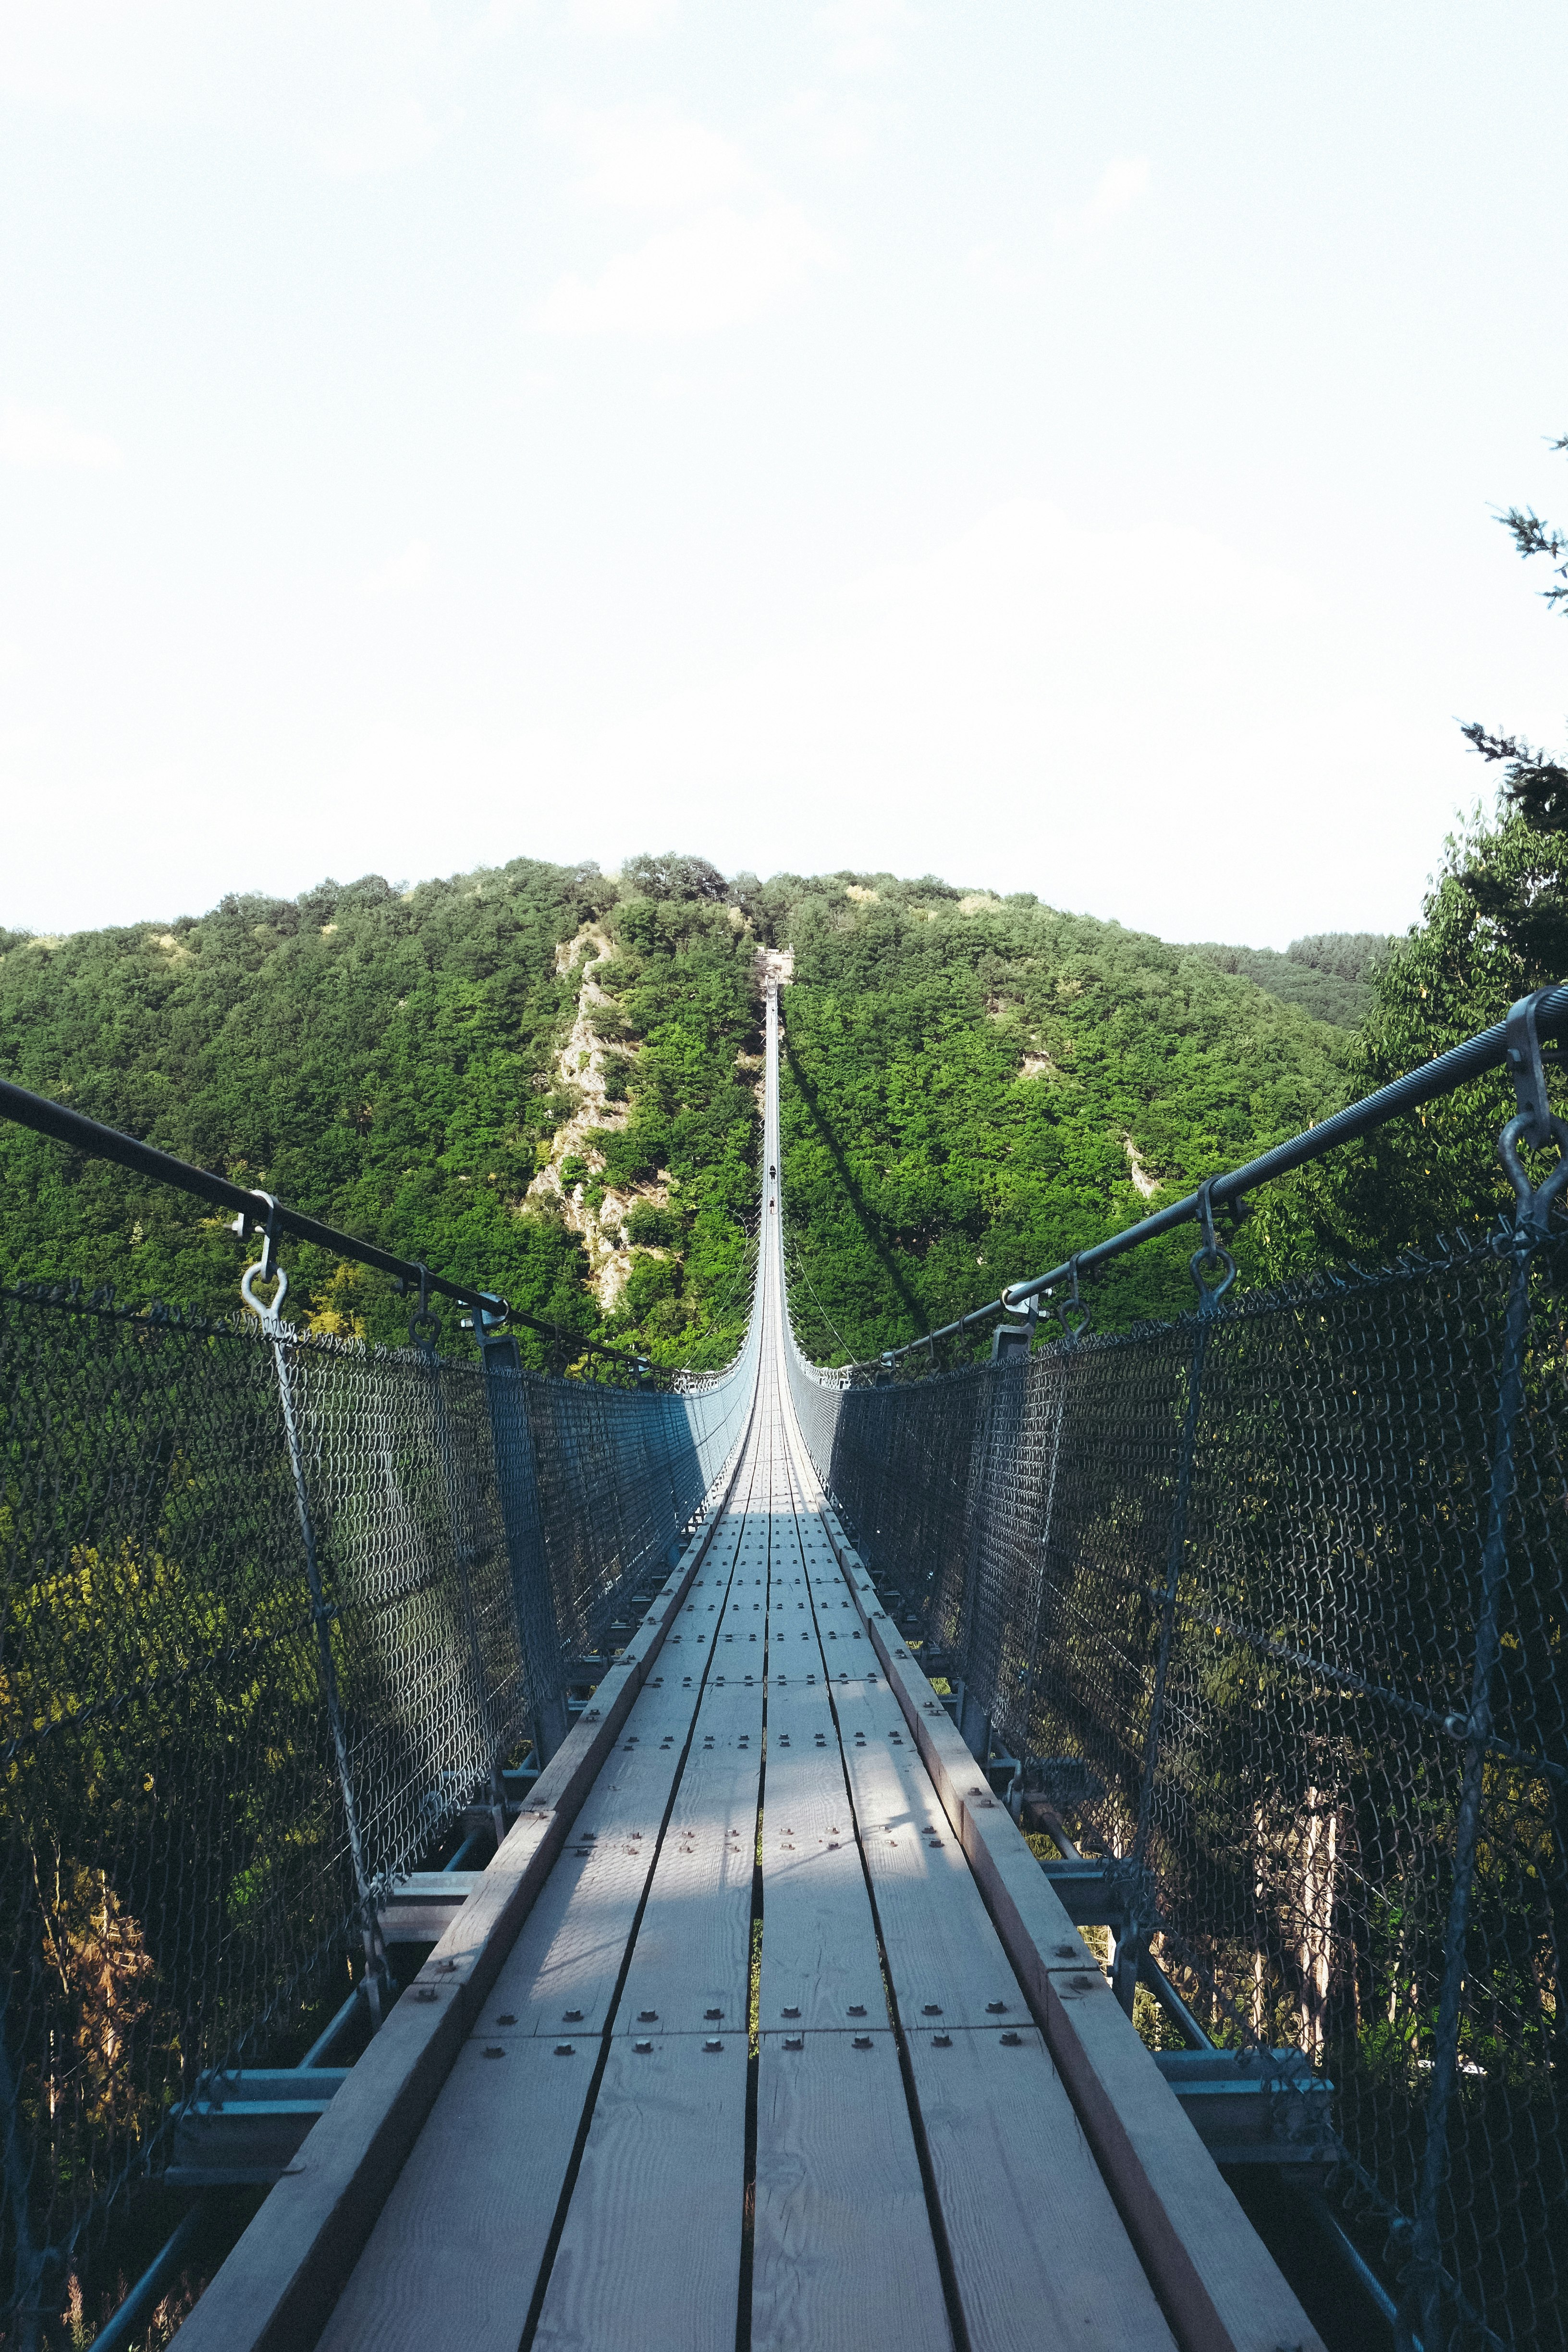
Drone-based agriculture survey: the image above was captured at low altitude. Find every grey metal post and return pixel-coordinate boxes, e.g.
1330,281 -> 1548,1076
1132,1312 -> 1209,1872
1118,1204 -> 1236,2020
411,1289 -> 505,1815
957,1683 -> 992,1766
479,1321 -> 569,1765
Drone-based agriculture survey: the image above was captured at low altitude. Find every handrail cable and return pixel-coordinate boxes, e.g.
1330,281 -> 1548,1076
855,977 -> 1568,1367
0,1073 -> 653,1370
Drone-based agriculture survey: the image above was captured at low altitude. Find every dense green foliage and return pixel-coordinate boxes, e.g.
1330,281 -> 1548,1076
1457,435 -> 1568,837
0,863 -> 603,1352
775,879 -> 1351,1359
580,893 -> 760,1364
1272,799 -> 1568,1263
1187,931 -> 1390,1028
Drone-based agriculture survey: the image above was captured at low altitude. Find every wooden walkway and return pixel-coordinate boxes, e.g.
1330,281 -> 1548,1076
313,1368 -> 1172,2352
176,986 -> 1323,2352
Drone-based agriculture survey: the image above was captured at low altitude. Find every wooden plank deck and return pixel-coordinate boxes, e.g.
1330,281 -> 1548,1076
312,2036 -> 596,2352
791,1450 -> 1329,2352
473,1668 -> 718,2040
832,1673 -> 1025,2030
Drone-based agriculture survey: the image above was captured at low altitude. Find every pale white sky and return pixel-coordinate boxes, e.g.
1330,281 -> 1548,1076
3,0 -> 1567,946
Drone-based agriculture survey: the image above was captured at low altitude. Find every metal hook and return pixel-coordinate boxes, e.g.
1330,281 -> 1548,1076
1505,986 -> 1556,1148
234,1190 -> 289,1323
407,1263 -> 442,1350
1498,987 -> 1568,1245
1499,1116 -> 1568,1234
1056,1257 -> 1093,1342
1189,1245 -> 1237,1309
1189,1178 -> 1237,1310
240,1258 -> 289,1322
1022,1258 -> 1093,1347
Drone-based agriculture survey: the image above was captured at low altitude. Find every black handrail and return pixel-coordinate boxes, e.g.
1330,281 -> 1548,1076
0,1075 -> 654,1369
845,979 -> 1568,1367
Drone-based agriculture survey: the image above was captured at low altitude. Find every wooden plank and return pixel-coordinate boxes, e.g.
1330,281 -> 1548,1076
815,1502 -> 1327,2352
717,1538 -> 770,1661
771,1504 -> 823,1653
758,1675 -> 886,2030
1033,1974 -> 1333,2352
612,1518 -> 773,2033
287,1485 -> 764,2347
614,1677 -> 763,2033
833,1674 -> 1027,2029
532,2032 -> 749,2352
346,1497 -> 768,2345
777,1462 -> 1187,2347
907,2026 -> 1176,2352
473,1512 -> 759,2042
811,1579 -> 874,1665
479,1672 -> 710,2036
751,2031 -> 950,2352
316,2035 -> 596,2352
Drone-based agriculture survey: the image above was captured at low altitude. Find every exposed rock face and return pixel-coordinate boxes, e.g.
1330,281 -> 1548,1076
530,925 -> 674,1312
1123,1135 -> 1161,1200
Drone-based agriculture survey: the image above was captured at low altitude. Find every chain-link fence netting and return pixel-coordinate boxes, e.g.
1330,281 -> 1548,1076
518,1311 -> 758,1670
785,1230 -> 1568,2352
1,1282 -> 755,2341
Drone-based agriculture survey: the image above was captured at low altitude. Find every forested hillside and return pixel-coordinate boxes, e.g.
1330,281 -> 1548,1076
775,789 -> 1568,1354
1186,932 -> 1389,1028
0,859 -> 760,1365
774,882 -> 1353,1353
0,851 -> 1381,1365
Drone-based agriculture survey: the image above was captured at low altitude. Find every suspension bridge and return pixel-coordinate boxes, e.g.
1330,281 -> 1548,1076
3,978 -> 1565,2352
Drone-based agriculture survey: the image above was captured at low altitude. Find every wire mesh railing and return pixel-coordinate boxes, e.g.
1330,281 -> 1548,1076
1,1275 -> 755,2342
783,1004 -> 1568,2352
